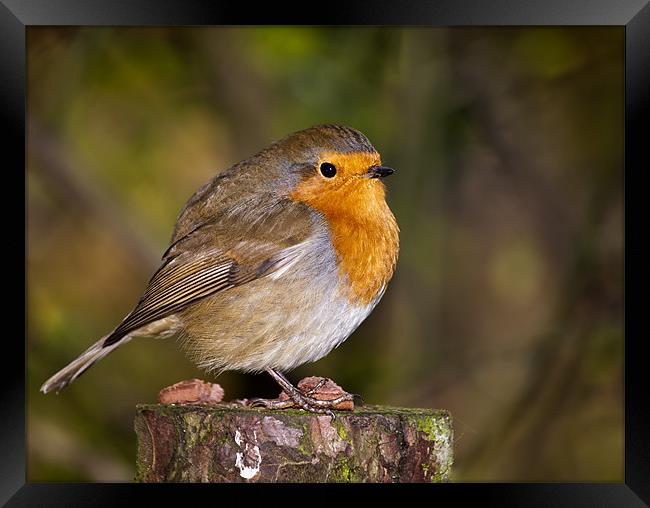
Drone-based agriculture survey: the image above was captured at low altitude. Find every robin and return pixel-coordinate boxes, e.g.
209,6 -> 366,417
40,124 -> 399,415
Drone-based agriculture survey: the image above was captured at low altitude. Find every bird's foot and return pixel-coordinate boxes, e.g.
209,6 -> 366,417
248,392 -> 354,419
247,375 -> 355,419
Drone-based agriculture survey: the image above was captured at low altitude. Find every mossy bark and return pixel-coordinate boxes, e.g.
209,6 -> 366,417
134,404 -> 453,483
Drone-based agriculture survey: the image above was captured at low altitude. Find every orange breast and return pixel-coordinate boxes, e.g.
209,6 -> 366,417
290,173 -> 399,305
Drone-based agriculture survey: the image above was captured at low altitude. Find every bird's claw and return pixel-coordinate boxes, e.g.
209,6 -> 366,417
247,397 -> 293,410
304,377 -> 328,396
246,393 -> 348,419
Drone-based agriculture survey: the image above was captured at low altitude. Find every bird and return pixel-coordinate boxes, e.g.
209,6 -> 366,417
40,124 -> 399,415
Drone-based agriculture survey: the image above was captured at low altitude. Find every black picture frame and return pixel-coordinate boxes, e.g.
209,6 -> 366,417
7,0 -> 648,505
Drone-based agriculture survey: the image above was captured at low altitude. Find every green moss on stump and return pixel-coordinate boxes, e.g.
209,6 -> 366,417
134,403 -> 453,483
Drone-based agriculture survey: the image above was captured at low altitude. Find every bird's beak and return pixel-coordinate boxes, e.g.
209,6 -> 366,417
368,165 -> 395,178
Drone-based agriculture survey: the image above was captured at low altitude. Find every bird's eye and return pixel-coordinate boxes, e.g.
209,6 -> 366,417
319,162 -> 337,178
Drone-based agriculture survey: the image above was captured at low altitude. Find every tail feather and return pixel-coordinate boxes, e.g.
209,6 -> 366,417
40,334 -> 131,394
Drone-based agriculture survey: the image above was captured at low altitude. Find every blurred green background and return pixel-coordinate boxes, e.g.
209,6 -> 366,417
27,27 -> 623,482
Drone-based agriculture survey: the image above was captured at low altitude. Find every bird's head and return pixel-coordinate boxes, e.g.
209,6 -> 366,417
270,125 -> 395,222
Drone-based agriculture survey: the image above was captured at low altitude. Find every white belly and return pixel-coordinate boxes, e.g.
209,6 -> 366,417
253,282 -> 381,372
175,227 -> 386,374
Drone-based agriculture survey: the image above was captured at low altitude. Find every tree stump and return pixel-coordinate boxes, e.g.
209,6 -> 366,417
134,404 -> 453,482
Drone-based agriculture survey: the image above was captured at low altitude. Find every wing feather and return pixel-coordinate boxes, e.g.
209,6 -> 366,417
105,250 -> 236,345
102,199 -> 315,347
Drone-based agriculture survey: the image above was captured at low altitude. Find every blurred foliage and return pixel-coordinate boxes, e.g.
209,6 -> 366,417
27,27 -> 623,482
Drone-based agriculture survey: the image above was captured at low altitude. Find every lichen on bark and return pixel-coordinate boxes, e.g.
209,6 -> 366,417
134,404 -> 453,483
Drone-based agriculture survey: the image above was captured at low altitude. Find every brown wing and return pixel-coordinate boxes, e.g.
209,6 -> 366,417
102,197 -> 314,347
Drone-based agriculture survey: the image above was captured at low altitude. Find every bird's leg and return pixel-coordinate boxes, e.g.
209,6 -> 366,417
248,368 -> 354,418
304,377 -> 328,396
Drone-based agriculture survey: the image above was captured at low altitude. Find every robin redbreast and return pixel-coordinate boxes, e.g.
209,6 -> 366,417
40,124 -> 399,415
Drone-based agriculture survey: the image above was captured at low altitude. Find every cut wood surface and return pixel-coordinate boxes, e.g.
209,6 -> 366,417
135,403 -> 453,483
